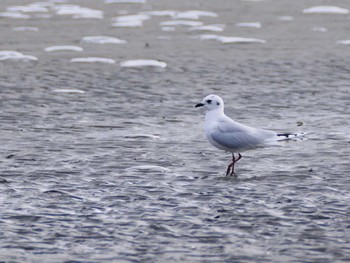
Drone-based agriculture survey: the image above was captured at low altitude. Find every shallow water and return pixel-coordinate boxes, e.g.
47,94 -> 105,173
1,0 -> 350,262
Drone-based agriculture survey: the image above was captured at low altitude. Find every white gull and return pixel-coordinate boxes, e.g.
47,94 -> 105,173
195,94 -> 303,175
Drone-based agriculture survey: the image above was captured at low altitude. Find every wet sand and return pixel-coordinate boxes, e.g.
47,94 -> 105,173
1,0 -> 350,262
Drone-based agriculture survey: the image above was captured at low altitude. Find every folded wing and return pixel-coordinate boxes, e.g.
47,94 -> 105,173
210,117 -> 278,152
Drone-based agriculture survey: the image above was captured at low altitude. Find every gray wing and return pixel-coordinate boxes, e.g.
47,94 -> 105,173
211,130 -> 264,152
211,117 -> 277,151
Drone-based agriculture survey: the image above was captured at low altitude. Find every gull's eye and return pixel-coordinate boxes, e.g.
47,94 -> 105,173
206,99 -> 212,104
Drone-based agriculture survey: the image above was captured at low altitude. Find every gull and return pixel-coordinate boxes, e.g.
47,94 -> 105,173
195,94 -> 302,175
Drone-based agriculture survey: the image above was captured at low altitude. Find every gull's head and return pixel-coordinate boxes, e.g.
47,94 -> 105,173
195,94 -> 224,112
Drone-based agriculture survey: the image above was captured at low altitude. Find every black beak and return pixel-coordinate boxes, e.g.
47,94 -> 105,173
195,103 -> 204,108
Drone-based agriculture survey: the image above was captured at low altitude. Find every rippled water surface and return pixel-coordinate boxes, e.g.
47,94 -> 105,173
1,0 -> 350,262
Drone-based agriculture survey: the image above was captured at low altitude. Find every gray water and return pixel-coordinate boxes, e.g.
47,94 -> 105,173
1,0 -> 350,262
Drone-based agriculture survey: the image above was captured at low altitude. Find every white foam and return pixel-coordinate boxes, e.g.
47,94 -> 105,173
82,36 -> 127,44
52,4 -> 82,13
172,10 -> 218,19
13,27 -> 39,31
0,12 -> 31,19
105,0 -> 146,3
337,40 -> 350,45
160,20 -> 203,26
140,10 -> 177,17
53,5 -> 103,19
112,14 -> 150,27
120,59 -> 167,68
45,46 -> 83,52
196,34 -> 266,44
7,5 -> 49,13
112,20 -> 143,27
73,12 -> 103,19
303,6 -> 349,14
220,36 -> 266,44
189,24 -> 225,32
0,51 -> 38,61
71,57 -> 116,64
236,22 -> 261,28
52,89 -> 85,93
112,14 -> 150,22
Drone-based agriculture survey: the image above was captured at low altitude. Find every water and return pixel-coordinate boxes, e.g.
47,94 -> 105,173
1,0 -> 350,262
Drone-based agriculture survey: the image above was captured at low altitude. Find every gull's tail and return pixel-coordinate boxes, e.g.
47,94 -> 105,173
276,132 -> 306,142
